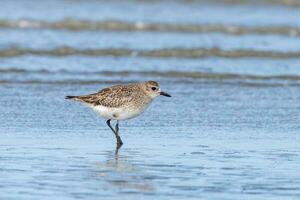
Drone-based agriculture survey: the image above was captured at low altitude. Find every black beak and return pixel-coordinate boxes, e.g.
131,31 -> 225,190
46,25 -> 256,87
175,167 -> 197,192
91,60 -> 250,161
160,91 -> 171,97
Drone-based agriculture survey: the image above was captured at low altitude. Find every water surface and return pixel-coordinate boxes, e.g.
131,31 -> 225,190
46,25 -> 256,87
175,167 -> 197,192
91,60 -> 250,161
0,0 -> 300,199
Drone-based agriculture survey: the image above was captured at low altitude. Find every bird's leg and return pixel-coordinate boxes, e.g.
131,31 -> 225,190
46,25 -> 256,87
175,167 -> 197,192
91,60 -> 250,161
115,121 -> 123,147
115,120 -> 119,134
106,119 -> 123,147
106,119 -> 116,134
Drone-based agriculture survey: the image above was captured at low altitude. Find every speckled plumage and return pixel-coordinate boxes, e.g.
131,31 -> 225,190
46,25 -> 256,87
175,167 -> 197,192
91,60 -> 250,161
70,84 -> 151,108
66,81 -> 171,147
66,81 -> 168,121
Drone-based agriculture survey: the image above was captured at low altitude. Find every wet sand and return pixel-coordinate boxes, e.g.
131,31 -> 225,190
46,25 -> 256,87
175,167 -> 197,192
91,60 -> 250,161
1,83 -> 300,199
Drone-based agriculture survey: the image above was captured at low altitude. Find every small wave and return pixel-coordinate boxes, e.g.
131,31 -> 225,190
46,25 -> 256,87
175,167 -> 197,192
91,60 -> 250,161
0,19 -> 299,36
187,0 -> 300,7
183,0 -> 300,7
2,68 -> 300,81
1,79 -> 299,88
0,80 -> 132,85
139,0 -> 300,7
0,47 -> 300,58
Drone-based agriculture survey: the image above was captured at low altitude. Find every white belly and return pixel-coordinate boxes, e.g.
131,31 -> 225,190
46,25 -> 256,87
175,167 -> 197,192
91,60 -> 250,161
90,105 -> 148,121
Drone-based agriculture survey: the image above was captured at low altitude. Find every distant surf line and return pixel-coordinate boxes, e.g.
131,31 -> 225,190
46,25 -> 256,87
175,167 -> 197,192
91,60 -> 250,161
0,19 -> 299,37
1,47 -> 300,59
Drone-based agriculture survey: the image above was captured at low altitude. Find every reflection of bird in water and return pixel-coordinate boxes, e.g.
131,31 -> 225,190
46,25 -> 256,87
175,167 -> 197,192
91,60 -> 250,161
95,149 -> 155,193
66,81 -> 171,149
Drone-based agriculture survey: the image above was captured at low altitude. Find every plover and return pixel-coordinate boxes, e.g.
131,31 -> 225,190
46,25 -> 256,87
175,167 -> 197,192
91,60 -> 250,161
65,81 -> 171,147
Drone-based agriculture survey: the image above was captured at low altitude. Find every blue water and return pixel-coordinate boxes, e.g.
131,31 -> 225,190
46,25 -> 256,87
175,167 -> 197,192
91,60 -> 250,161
2,30 -> 300,51
0,0 -> 300,199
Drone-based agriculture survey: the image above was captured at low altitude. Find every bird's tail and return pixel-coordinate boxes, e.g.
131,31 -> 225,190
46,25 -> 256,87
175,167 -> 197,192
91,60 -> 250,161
65,95 -> 77,99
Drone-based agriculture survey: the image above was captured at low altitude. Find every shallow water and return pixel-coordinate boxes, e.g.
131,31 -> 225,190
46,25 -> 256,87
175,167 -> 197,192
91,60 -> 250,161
1,83 -> 300,200
1,0 -> 300,199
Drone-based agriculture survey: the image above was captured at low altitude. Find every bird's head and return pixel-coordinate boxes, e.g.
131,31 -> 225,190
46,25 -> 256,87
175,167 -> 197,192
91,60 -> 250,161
142,81 -> 171,99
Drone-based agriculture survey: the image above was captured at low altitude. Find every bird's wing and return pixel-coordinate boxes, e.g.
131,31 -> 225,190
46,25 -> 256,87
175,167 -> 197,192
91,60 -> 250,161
71,85 -> 136,107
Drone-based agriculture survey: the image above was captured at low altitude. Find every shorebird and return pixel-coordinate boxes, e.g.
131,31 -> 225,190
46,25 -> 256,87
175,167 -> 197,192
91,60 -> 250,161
65,81 -> 171,148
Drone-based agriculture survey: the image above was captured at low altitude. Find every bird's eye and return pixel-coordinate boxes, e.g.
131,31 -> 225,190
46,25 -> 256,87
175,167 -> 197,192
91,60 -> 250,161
151,87 -> 157,91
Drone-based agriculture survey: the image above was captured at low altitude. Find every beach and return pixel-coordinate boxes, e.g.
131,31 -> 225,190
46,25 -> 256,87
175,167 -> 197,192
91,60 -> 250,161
0,0 -> 300,199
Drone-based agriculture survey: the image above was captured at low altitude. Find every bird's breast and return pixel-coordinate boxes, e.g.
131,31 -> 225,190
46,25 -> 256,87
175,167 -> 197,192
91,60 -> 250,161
92,103 -> 150,121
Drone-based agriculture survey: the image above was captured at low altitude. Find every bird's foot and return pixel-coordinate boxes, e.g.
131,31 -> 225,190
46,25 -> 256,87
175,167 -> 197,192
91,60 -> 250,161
116,136 -> 123,147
